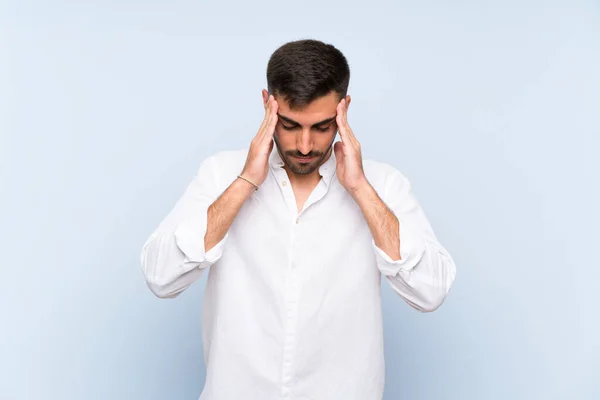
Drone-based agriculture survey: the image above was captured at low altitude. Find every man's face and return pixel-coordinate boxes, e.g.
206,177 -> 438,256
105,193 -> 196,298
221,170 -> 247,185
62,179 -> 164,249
268,91 -> 345,177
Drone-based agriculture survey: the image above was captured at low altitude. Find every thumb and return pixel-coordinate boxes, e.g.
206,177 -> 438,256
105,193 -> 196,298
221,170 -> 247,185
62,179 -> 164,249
333,141 -> 344,167
334,141 -> 344,158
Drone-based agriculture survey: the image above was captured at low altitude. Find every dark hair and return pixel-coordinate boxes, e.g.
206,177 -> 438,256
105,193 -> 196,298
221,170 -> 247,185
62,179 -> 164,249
266,39 -> 350,109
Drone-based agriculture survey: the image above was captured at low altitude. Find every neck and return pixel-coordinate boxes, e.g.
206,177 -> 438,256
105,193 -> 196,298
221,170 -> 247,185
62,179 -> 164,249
283,163 -> 322,187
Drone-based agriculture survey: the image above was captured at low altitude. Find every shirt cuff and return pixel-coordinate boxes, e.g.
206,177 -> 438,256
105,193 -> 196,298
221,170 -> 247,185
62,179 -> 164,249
173,208 -> 229,266
372,221 -> 426,277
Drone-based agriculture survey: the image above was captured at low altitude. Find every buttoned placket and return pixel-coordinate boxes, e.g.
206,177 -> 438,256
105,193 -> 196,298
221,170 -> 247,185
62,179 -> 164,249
270,164 -> 331,399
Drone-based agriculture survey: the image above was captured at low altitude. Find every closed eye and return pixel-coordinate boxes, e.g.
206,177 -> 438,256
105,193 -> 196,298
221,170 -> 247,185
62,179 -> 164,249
281,124 -> 332,133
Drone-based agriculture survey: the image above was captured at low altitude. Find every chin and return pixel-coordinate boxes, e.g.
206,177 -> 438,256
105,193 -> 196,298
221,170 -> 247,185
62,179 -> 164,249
286,158 -> 322,175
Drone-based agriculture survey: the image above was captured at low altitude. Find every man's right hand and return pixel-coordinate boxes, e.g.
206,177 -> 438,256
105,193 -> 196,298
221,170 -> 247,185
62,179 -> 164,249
240,95 -> 279,187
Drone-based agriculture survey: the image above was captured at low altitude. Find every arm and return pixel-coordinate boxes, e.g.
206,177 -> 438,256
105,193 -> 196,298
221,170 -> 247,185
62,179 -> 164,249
332,97 -> 455,312
352,170 -> 457,312
350,183 -> 400,261
204,178 -> 256,252
140,154 -> 255,299
140,94 -> 280,299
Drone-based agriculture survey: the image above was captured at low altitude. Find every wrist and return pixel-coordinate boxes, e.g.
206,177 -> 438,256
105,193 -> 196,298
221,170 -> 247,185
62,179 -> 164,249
237,174 -> 259,190
233,176 -> 258,198
348,179 -> 373,199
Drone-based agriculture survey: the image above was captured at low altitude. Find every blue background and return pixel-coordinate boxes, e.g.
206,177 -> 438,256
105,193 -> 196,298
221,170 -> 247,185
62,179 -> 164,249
1,1 -> 598,399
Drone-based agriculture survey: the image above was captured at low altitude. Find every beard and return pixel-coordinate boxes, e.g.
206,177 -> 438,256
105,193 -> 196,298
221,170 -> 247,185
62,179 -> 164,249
273,134 -> 336,176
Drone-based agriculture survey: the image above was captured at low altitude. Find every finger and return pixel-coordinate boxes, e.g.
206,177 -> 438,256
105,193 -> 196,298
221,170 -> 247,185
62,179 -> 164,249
260,98 -> 278,144
265,95 -> 275,119
269,137 -> 274,150
267,101 -> 278,137
336,101 -> 347,143
264,95 -> 272,115
340,98 -> 359,146
260,96 -> 275,135
258,96 -> 273,134
334,141 -> 344,157
270,96 -> 278,118
342,99 -> 351,134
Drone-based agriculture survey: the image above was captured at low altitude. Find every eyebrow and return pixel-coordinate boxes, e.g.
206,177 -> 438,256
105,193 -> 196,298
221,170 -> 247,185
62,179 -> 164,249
277,113 -> 336,128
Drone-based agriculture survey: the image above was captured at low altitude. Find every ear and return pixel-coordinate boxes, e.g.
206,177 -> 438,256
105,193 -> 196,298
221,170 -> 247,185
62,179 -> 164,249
262,89 -> 270,110
345,95 -> 351,109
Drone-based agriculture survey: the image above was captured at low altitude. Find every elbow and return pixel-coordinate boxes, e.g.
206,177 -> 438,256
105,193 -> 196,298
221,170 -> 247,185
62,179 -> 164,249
146,279 -> 183,299
391,282 -> 450,313
412,289 -> 449,313
142,262 -> 188,299
413,265 -> 456,313
399,262 -> 456,313
140,241 -> 186,299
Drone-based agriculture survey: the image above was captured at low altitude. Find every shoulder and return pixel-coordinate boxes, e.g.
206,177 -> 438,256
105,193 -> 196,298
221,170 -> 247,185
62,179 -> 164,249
195,148 -> 248,190
362,158 -> 411,196
203,148 -> 248,166
197,148 -> 247,174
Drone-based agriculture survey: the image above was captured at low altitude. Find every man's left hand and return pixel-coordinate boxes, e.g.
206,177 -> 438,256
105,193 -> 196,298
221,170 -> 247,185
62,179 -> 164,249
334,97 -> 369,194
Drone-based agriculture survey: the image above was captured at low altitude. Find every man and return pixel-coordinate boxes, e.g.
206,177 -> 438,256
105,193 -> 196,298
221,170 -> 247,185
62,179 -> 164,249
141,39 -> 456,400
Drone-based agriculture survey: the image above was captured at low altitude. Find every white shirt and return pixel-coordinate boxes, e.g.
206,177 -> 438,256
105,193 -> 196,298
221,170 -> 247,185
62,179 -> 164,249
141,146 -> 456,400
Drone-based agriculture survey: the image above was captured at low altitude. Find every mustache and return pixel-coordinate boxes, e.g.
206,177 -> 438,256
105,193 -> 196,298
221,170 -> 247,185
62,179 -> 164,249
285,142 -> 335,160
289,153 -> 320,158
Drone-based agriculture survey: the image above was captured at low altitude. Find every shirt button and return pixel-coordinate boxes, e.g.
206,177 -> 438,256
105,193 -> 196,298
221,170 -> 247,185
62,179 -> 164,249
282,181 -> 287,186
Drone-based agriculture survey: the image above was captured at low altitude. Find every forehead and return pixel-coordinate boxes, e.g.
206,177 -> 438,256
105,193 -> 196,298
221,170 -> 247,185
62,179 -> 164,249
276,92 -> 339,125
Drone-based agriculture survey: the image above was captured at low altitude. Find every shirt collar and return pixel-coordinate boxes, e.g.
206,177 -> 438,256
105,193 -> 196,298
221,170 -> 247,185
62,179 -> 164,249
269,144 -> 337,187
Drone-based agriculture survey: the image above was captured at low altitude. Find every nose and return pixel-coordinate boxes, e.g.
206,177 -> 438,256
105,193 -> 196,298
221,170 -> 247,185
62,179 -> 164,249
296,129 -> 313,156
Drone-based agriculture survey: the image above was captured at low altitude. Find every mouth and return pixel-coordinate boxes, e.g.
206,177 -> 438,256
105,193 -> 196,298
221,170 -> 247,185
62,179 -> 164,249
293,156 -> 317,163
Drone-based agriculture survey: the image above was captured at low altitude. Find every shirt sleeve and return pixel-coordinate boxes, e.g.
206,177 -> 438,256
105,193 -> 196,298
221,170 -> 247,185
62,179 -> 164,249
140,154 -> 229,298
373,167 -> 457,312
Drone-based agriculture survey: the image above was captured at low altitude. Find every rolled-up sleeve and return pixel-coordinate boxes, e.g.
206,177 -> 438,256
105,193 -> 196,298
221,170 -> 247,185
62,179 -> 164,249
140,154 -> 229,298
374,168 -> 457,312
